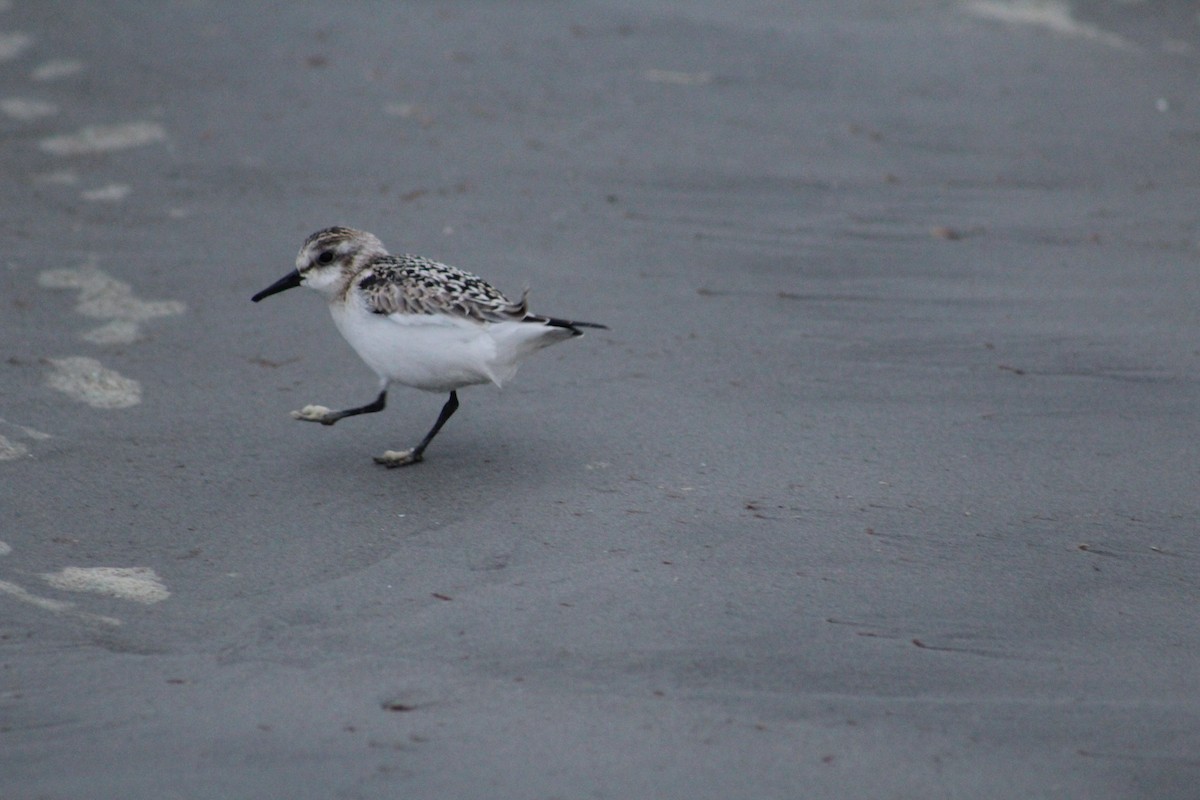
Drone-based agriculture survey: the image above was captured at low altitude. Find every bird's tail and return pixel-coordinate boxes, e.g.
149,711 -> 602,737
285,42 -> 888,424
529,316 -> 609,336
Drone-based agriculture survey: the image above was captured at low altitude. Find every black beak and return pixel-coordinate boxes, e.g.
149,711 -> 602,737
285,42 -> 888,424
251,270 -> 303,302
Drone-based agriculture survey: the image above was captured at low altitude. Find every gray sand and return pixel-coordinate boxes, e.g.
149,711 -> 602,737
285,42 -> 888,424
2,2 -> 1198,798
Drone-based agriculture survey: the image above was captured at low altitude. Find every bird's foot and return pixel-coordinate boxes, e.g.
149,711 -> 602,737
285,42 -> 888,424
291,404 -> 338,425
374,448 -> 423,468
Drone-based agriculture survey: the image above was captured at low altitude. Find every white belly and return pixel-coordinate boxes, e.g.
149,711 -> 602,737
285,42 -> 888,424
330,304 -> 501,392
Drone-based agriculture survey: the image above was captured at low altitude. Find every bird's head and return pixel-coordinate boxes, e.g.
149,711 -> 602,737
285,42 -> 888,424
252,226 -> 387,303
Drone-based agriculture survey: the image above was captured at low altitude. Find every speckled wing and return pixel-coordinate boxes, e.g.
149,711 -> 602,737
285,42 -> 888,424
356,255 -> 529,323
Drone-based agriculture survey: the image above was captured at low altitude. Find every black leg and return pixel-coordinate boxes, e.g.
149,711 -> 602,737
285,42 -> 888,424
411,391 -> 459,459
292,390 -> 386,425
374,391 -> 460,468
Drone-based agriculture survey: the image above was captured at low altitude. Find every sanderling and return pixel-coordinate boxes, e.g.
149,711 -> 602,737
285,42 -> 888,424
252,226 -> 606,467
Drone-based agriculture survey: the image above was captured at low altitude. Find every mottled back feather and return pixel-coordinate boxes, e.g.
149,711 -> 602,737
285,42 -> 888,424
355,254 -> 529,323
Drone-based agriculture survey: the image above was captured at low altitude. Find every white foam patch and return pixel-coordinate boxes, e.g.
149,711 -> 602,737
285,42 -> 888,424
0,434 -> 29,460
31,58 -> 82,81
0,417 -> 52,441
0,579 -> 72,612
15,424 -> 49,440
0,97 -> 57,121
0,542 -> 11,557
41,567 -> 169,604
80,183 -> 131,202
45,356 -> 142,409
39,121 -> 167,156
81,319 -> 139,345
39,265 -> 185,344
0,578 -> 122,626
964,1 -> 1132,48
0,31 -> 31,61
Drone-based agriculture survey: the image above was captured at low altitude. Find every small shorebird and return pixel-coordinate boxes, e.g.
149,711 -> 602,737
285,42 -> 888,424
252,226 -> 605,467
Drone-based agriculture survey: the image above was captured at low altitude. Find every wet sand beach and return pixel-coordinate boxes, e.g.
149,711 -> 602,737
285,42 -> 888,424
1,2 -> 1198,797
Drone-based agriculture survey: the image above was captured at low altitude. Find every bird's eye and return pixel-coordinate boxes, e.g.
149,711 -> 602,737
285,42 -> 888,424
316,250 -> 335,265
